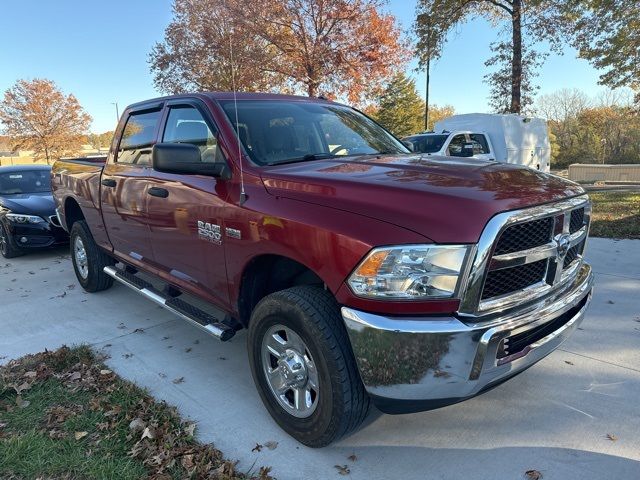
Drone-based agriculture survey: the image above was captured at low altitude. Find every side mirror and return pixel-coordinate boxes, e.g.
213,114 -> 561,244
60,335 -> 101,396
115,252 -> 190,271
402,140 -> 414,152
460,143 -> 475,158
152,143 -> 230,178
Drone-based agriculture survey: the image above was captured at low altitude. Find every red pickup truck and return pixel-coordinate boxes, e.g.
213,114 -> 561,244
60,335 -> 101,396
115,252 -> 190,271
52,92 -> 594,447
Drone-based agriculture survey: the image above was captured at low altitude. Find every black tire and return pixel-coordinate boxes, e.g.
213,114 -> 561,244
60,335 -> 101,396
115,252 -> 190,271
70,220 -> 114,292
0,222 -> 24,259
248,286 -> 370,447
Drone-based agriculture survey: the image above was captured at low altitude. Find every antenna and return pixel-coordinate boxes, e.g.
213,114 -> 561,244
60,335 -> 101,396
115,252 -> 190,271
227,13 -> 247,205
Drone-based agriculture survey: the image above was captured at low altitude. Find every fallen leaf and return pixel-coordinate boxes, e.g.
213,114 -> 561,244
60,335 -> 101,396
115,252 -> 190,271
132,328 -> 145,333
525,470 -> 543,480
218,356 -> 227,361
15,396 -> 30,408
252,443 -> 263,452
0,423 -> 6,429
607,300 -> 615,304
69,371 -> 81,381
14,382 -> 31,394
173,377 -> 185,384
162,336 -> 170,340
193,339 -> 200,344
23,371 -> 37,378
264,440 -> 278,450
181,453 -> 195,470
184,423 -> 196,436
100,369 -> 112,375
335,465 -> 350,475
185,347 -> 192,353
606,433 -> 617,442
117,323 -> 127,329
564,360 -> 574,366
158,373 -> 167,378
122,353 -> 133,359
348,454 -> 357,462
74,431 -> 89,440
141,426 -> 155,440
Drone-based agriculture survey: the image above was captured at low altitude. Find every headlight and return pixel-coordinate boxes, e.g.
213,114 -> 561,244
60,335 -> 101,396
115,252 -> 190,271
348,245 -> 470,299
6,213 -> 46,224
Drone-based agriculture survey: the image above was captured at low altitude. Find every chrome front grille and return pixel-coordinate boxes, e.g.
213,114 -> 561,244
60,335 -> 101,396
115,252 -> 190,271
459,195 -> 591,317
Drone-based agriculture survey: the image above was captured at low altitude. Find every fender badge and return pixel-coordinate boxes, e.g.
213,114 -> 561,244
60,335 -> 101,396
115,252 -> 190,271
225,227 -> 241,240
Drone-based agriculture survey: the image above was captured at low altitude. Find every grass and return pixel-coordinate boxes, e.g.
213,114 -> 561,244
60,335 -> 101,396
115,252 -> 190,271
589,191 -> 640,239
0,346 -> 272,480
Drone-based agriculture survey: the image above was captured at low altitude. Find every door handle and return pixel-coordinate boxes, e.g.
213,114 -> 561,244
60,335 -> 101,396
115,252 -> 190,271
101,178 -> 117,187
148,187 -> 169,198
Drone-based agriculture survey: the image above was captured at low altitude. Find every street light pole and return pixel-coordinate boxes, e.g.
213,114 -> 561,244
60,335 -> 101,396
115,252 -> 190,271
111,102 -> 119,123
425,57 -> 430,132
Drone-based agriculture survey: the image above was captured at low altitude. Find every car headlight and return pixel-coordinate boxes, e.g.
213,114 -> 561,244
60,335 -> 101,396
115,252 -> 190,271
6,213 -> 46,224
348,245 -> 470,299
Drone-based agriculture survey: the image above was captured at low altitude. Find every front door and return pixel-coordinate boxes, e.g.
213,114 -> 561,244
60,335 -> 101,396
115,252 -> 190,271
101,108 -> 162,267
144,102 -> 231,308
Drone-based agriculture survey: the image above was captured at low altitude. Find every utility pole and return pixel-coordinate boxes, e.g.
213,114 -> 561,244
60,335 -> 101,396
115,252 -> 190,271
425,58 -> 430,132
111,102 -> 119,123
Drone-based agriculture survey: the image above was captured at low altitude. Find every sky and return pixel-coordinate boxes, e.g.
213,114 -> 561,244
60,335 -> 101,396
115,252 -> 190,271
0,0 -> 611,133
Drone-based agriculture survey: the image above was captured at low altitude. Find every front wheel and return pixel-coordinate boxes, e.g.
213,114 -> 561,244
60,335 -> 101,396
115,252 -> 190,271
248,286 -> 370,447
70,220 -> 114,292
0,222 -> 24,258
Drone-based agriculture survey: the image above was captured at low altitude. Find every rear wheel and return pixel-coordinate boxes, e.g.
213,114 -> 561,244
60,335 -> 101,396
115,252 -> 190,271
70,220 -> 114,292
248,286 -> 370,447
0,222 -> 24,259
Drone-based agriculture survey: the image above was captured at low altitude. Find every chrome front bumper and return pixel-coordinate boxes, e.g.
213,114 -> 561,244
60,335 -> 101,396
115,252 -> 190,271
342,263 -> 594,414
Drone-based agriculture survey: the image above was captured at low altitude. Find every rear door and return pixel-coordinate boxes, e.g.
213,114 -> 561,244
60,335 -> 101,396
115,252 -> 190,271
100,106 -> 162,267
144,100 -> 231,307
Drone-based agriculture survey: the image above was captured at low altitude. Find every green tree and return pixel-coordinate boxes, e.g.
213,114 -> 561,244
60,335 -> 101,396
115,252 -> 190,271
565,0 -> 639,98
415,0 -> 569,114
374,74 -> 425,137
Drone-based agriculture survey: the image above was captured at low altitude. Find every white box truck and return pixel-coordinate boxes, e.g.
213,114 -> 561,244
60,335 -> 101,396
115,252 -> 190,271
402,114 -> 551,173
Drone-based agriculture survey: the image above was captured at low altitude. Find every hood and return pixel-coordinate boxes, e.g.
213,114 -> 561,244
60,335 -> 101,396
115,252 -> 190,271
0,192 -> 56,218
260,155 -> 585,243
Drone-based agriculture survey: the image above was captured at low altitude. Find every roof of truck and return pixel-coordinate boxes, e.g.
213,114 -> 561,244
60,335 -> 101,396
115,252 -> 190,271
127,92 -> 337,111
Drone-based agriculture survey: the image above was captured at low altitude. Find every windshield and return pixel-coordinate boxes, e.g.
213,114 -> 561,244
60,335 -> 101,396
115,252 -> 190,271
404,134 -> 449,154
0,170 -> 51,195
220,100 -> 409,166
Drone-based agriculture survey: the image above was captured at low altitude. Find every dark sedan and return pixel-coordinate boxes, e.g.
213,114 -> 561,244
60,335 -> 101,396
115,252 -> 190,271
0,165 -> 68,258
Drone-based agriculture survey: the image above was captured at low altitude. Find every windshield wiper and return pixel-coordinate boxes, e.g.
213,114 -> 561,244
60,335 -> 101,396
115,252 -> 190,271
266,153 -> 337,166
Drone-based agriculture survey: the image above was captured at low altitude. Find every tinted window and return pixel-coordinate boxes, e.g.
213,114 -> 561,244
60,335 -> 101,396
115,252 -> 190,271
448,134 -> 468,156
162,106 -> 222,163
117,110 -> 161,164
220,100 -> 408,166
404,134 -> 448,154
469,134 -> 490,154
0,170 -> 51,194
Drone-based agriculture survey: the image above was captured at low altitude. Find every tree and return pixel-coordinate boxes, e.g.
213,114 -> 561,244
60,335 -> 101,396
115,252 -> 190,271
0,79 -> 92,164
87,131 -> 114,151
373,74 -> 425,137
565,0 -> 639,98
426,104 -> 455,131
415,0 -> 569,114
149,0 -> 280,93
151,0 -> 410,104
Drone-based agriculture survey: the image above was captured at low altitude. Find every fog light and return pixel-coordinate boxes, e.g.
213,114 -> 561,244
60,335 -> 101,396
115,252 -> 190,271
20,237 -> 28,243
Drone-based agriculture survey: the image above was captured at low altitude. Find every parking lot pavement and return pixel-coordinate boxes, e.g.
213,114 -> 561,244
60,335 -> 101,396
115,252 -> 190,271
1,238 -> 639,480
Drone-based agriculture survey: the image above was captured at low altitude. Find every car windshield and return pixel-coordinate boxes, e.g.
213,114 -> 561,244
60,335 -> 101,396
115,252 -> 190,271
0,170 -> 51,195
220,100 -> 409,166
404,134 -> 449,154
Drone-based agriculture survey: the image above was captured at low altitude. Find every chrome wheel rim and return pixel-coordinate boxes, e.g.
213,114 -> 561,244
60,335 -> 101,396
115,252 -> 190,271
261,324 -> 319,418
74,236 -> 89,279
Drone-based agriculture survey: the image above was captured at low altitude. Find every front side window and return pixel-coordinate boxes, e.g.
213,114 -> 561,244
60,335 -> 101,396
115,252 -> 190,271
405,134 -> 448,154
220,100 -> 409,166
117,110 -> 162,164
0,170 -> 51,194
448,134 -> 468,157
162,106 -> 222,163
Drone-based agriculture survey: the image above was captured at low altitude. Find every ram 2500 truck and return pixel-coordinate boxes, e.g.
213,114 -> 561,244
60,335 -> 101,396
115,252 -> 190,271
51,93 -> 594,447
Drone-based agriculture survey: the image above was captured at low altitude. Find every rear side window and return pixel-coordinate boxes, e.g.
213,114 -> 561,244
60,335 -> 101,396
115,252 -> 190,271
469,134 -> 490,154
117,110 -> 162,164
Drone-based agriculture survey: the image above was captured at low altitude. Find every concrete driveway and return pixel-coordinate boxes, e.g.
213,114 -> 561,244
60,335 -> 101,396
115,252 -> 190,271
1,238 -> 639,479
